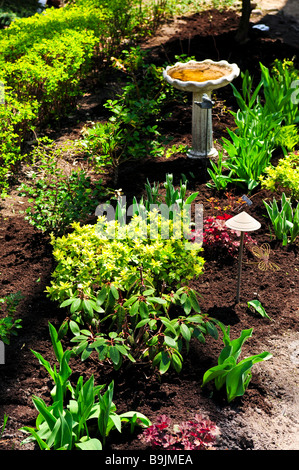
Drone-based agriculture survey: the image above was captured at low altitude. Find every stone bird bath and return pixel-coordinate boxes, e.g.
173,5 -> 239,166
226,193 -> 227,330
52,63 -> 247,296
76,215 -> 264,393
163,59 -> 240,159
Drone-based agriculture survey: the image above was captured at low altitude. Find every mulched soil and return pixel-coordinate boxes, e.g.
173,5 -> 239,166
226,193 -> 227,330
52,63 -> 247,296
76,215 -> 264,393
0,7 -> 298,455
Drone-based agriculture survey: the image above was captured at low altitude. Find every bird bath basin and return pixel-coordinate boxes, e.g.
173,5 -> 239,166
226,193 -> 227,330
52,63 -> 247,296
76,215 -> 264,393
163,59 -> 240,159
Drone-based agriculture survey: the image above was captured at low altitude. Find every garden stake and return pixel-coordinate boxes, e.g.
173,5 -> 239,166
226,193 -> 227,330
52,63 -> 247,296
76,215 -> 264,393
225,212 -> 261,303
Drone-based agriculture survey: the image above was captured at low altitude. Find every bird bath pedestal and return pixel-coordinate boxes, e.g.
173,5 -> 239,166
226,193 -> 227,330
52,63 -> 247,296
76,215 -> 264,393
163,59 -> 240,159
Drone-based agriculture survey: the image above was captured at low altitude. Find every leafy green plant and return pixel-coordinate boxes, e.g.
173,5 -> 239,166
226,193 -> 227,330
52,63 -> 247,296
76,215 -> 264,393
263,193 -> 299,245
20,323 -> 150,450
219,103 -> 281,191
46,171 -> 208,374
0,292 -> 23,345
65,285 -> 219,375
80,47 -> 187,184
208,63 -> 299,193
261,59 -> 299,126
202,323 -> 272,403
247,300 -> 272,320
18,138 -> 106,235
260,152 -> 299,200
0,414 -> 8,440
46,211 -> 205,307
206,151 -> 231,191
0,87 -> 38,195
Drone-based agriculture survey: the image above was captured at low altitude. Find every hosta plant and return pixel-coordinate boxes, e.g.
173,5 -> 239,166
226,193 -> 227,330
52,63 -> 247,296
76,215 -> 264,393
202,323 -> 272,403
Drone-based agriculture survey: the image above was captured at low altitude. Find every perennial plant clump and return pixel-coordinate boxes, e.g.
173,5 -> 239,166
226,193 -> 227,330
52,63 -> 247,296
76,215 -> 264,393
139,414 -> 220,450
260,151 -> 299,200
192,213 -> 256,255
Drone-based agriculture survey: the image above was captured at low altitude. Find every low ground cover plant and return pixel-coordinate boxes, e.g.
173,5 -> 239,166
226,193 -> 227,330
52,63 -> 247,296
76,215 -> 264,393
139,413 -> 220,450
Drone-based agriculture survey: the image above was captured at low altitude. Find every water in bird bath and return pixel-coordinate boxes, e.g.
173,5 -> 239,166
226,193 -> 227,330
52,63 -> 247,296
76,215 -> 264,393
168,64 -> 230,83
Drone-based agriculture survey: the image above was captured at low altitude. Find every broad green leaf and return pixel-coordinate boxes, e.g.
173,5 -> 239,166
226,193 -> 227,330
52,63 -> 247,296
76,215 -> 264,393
202,356 -> 236,388
109,346 -> 120,365
171,352 -> 182,373
32,396 -> 57,431
159,351 -> 171,374
110,284 -> 119,300
96,286 -> 107,306
20,427 -> 50,450
75,438 -> 102,450
164,335 -> 177,349
69,320 -> 81,336
49,322 -> 64,364
70,298 -> 83,314
248,300 -> 272,320
180,323 -> 191,342
159,317 -> 177,336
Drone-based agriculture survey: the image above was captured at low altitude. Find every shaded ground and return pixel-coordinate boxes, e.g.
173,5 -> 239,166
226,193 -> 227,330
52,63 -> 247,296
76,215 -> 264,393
0,6 -> 298,454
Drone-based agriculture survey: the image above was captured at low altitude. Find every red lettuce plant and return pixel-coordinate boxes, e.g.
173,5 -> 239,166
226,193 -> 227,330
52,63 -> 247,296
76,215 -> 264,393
192,213 -> 256,255
139,414 -> 220,450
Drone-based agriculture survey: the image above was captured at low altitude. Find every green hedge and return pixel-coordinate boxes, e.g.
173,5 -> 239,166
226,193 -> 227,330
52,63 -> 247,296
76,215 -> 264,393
0,1 -> 147,194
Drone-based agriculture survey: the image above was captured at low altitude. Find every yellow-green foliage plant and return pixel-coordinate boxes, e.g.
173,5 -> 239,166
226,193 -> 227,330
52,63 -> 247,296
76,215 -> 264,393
260,152 -> 299,201
46,213 -> 210,374
47,213 -> 205,307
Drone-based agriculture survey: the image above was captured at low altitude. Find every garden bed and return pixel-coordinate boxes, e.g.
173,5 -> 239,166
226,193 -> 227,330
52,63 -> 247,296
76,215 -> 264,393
0,6 -> 298,453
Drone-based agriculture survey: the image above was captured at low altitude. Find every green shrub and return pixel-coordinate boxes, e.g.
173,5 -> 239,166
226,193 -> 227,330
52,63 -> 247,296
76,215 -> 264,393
260,152 -> 299,200
18,138 -> 106,235
80,47 -> 187,183
0,292 -> 23,345
46,211 -> 209,374
0,88 -> 38,195
46,213 -> 205,304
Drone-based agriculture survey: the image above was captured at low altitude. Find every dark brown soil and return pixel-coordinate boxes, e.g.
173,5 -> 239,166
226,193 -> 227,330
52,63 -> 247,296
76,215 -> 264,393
0,6 -> 298,455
